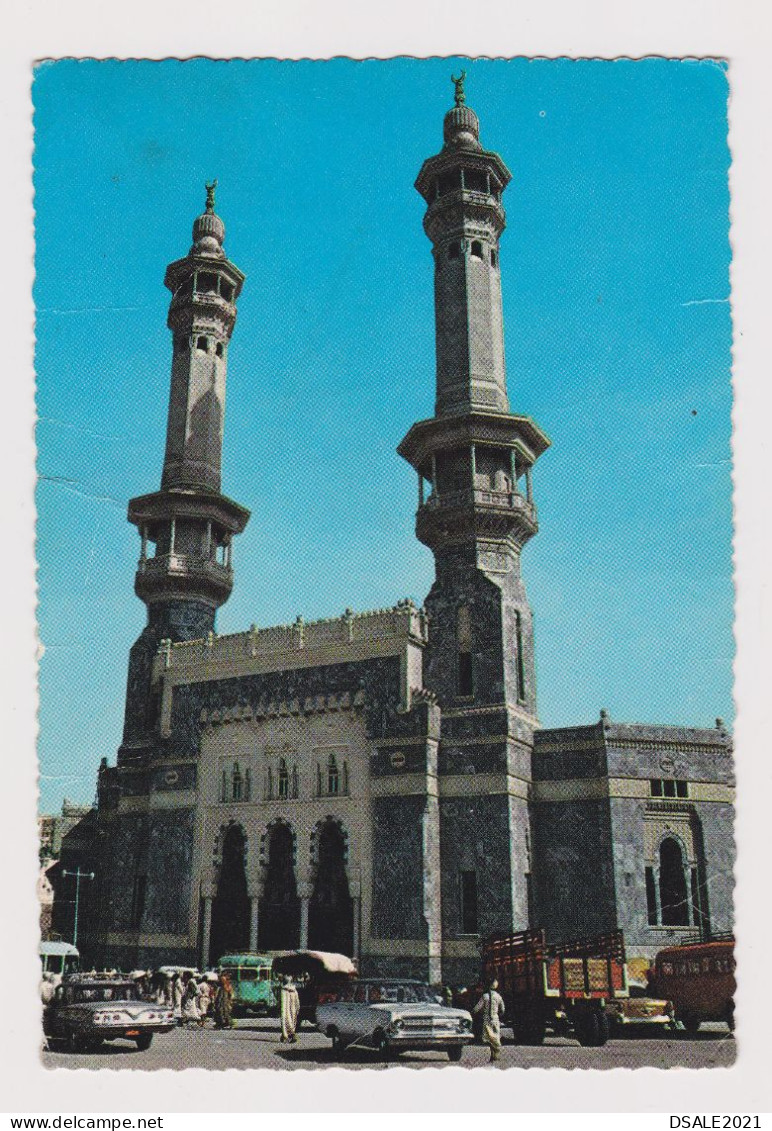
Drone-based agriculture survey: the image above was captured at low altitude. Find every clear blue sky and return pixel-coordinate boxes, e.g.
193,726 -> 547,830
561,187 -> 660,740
34,58 -> 732,814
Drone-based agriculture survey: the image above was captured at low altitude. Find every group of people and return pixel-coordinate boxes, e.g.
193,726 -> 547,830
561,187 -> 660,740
141,969 -> 236,1030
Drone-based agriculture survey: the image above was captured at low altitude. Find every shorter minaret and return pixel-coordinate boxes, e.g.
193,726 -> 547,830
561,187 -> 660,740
119,184 -> 250,763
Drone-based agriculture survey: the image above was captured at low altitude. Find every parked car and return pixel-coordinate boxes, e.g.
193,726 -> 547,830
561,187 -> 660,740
316,979 -> 474,1061
605,983 -> 675,1033
43,974 -> 175,1052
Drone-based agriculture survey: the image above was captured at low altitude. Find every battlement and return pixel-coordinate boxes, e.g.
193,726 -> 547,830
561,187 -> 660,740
152,600 -> 429,678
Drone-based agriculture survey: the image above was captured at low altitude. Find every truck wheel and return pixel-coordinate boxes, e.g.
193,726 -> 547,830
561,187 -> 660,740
595,1011 -> 610,1047
575,1011 -> 601,1047
134,1034 -> 153,1051
447,1045 -> 463,1062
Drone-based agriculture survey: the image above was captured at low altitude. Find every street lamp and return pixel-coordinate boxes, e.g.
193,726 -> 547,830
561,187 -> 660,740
61,867 -> 94,949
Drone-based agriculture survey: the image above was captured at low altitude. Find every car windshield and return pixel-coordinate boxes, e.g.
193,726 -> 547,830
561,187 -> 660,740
367,983 -> 441,1004
67,984 -> 138,1004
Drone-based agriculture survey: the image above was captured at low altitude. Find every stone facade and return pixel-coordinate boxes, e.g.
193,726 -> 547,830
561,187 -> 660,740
71,86 -> 734,984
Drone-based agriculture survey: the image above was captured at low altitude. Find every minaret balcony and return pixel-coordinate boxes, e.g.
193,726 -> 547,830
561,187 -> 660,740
135,552 -> 234,606
421,486 -> 536,520
416,487 -> 539,550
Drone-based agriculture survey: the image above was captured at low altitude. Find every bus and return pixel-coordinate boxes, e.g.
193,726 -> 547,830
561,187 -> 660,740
39,941 -> 80,978
649,936 -> 735,1031
217,953 -> 276,1016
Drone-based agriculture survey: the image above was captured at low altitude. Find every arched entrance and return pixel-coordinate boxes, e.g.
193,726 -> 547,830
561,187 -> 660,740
659,836 -> 690,926
308,819 -> 353,955
209,825 -> 250,964
259,822 -> 300,950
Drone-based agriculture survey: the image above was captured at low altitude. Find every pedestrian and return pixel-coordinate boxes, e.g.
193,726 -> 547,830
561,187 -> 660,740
196,977 -> 210,1028
181,972 -> 200,1027
172,972 -> 184,1025
279,974 -> 300,1043
213,972 -> 234,1030
474,978 -> 506,1063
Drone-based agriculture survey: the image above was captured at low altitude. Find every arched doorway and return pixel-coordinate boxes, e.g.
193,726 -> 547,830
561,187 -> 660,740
659,837 -> 690,926
209,825 -> 250,964
308,820 -> 353,955
259,822 -> 300,950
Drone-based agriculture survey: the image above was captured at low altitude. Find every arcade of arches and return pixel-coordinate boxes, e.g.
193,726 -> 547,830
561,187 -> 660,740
205,818 -> 355,966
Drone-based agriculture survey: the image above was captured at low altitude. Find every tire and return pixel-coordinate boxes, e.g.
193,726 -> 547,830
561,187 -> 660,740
447,1045 -> 463,1062
66,1032 -> 89,1054
134,1033 -> 153,1051
595,1011 -> 610,1047
328,1029 -> 346,1059
575,1010 -> 602,1047
681,1014 -> 701,1033
373,1028 -> 393,1062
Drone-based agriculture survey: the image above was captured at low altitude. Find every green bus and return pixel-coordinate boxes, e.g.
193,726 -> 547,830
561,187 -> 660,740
218,953 -> 277,1016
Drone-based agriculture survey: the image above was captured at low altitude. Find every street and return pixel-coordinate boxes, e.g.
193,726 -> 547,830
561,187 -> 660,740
42,1017 -> 736,1071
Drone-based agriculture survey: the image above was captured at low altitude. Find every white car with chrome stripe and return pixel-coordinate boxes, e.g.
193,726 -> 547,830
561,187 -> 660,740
316,979 -> 474,1061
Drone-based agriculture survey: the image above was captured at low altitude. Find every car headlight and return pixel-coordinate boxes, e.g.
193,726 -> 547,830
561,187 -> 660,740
458,1017 -> 473,1032
388,1019 -> 404,1033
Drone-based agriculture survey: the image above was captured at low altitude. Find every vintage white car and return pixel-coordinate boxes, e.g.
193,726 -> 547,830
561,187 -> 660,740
315,979 -> 474,1060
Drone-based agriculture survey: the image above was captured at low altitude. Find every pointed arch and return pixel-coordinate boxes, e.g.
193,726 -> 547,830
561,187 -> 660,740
258,819 -> 300,950
308,817 -> 353,955
659,836 -> 690,926
209,822 -> 250,963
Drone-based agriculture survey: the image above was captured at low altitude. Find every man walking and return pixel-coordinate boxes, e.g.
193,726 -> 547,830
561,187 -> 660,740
279,975 -> 300,1043
474,978 -> 506,1063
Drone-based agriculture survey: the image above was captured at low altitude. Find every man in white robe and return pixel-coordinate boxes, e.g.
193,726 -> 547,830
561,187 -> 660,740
474,978 -> 506,1062
279,976 -> 301,1043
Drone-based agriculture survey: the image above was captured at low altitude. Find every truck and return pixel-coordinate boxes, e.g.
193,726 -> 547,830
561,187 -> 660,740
481,928 -> 629,1047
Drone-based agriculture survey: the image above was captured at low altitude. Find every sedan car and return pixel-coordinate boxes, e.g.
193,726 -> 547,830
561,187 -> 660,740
605,984 -> 676,1033
316,979 -> 474,1061
44,974 -> 175,1052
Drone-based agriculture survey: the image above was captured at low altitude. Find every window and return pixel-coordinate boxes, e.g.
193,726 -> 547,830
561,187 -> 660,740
327,754 -> 339,796
130,874 -> 146,929
215,342 -> 224,358
457,652 -> 473,696
464,168 -> 487,193
650,779 -> 688,799
197,272 -> 218,294
460,870 -> 478,934
278,758 -> 289,800
448,242 -> 460,260
491,249 -> 498,268
659,837 -> 689,926
232,762 -> 243,802
244,768 -> 251,802
645,866 -> 658,925
457,605 -> 473,696
196,336 -> 209,352
220,280 -> 234,302
470,240 -> 483,259
515,610 -> 526,702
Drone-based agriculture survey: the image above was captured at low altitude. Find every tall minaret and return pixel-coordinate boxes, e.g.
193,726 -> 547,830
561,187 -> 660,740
398,76 -> 549,940
119,183 -> 250,763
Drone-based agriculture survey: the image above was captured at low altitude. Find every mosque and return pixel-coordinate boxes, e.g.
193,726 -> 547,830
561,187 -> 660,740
71,79 -> 734,982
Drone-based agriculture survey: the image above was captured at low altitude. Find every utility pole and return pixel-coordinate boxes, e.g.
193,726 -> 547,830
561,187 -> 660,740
61,867 -> 94,949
